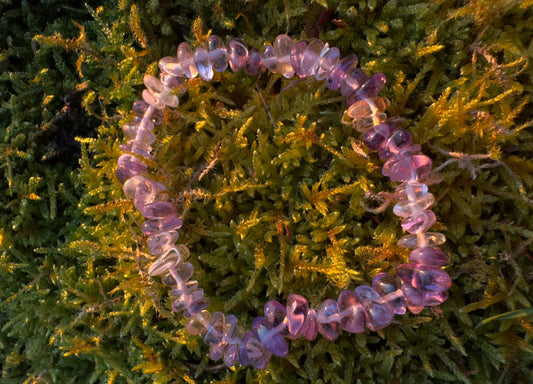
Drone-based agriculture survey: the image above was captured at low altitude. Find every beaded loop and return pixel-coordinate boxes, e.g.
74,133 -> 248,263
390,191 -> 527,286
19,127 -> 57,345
116,35 -> 451,369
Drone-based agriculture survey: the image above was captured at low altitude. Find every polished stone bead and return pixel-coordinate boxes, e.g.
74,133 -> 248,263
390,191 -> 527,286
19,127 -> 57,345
159,56 -> 183,77
118,142 -> 151,159
290,40 -> 308,77
398,232 -> 446,248
122,175 -> 146,198
144,74 -> 179,108
204,311 -> 225,346
116,154 -> 147,184
141,216 -> 184,235
397,264 -> 451,306
299,308 -> 318,340
409,247 -> 448,267
133,178 -> 166,211
382,149 -> 432,183
273,34 -> 295,78
402,209 -> 437,233
379,129 -> 413,159
301,39 -> 326,77
227,38 -> 248,72
140,201 -> 177,219
394,182 -> 430,204
177,42 -> 198,79
168,261 -> 194,286
239,331 -> 272,369
206,35 -> 228,72
356,73 -> 386,99
337,289 -> 366,333
372,273 -> 407,315
193,47 -> 213,81
245,47 -> 264,76
252,316 -> 288,357
263,300 -> 287,333
185,310 -> 210,337
147,245 -> 184,276
315,46 -> 340,81
341,67 -> 366,97
223,343 -> 239,367
286,293 -> 308,336
362,123 -> 393,151
261,44 -> 278,73
316,299 -> 340,341
326,54 -> 358,90
142,89 -> 166,110
146,231 -> 179,255
354,285 -> 394,331
170,280 -> 198,297
171,287 -> 204,312
160,72 -> 185,90
122,122 -> 140,141
132,99 -> 149,115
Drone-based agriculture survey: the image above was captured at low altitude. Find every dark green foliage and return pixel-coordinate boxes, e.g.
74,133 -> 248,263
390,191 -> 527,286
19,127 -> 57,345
1,0 -> 532,383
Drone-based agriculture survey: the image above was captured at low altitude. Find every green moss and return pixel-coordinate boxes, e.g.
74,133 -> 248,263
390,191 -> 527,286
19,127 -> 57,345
1,0 -> 532,383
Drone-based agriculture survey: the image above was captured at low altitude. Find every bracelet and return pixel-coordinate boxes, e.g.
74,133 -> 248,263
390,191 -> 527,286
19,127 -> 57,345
116,34 -> 451,370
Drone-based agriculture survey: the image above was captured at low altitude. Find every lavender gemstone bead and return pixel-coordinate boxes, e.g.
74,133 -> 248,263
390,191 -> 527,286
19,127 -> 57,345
316,299 -> 340,341
167,261 -> 195,286
141,216 -> 183,235
116,155 -> 147,183
141,89 -> 165,110
206,35 -> 228,72
372,273 -> 407,315
184,295 -> 210,318
382,148 -> 432,183
204,311 -> 225,346
273,34 -> 295,78
262,44 -> 278,73
146,231 -> 179,255
341,67 -> 366,97
177,42 -> 198,79
171,288 -> 204,313
337,289 -> 366,333
185,310 -> 209,337
362,123 -> 393,151
356,73 -> 387,99
395,182 -> 428,202
299,308 -> 318,340
354,285 -> 394,331
158,56 -> 183,77
393,191 -> 435,217
379,129 -> 413,159
148,245 -> 184,276
252,316 -> 288,357
133,178 -> 166,211
397,264 -> 451,306
401,209 -> 437,233
326,54 -> 358,90
245,47 -> 264,76
286,293 -> 308,336
140,201 -> 177,219
227,38 -> 248,72
264,300 -> 287,333
409,247 -> 449,267
290,40 -> 308,77
315,46 -> 340,81
398,232 -> 446,248
301,39 -> 326,77
193,47 -> 214,81
239,331 -> 272,369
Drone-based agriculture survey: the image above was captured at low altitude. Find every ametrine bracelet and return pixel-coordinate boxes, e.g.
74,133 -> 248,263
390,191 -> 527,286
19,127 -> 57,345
116,34 -> 452,370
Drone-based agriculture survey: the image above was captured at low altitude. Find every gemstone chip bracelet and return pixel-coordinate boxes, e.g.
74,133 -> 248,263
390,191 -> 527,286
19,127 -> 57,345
116,34 -> 452,369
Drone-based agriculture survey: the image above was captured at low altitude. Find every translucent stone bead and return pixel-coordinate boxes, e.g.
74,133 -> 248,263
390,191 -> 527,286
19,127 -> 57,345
354,285 -> 394,331
118,142 -> 151,159
346,96 -> 389,119
170,280 -> 198,296
261,44 -> 278,73
141,216 -> 184,235
206,35 -> 228,72
122,122 -> 139,141
263,300 -> 287,334
140,201 -> 177,219
177,42 -> 198,79
286,293 -> 308,336
186,310 -> 210,337
337,290 -> 366,333
116,155 -> 147,183
315,46 -> 340,81
356,73 -> 387,99
379,129 -> 413,159
301,39 -> 326,77
146,231 -> 180,255
193,47 -> 213,81
122,175 -> 146,198
204,311 -> 225,346
252,316 -> 288,357
245,47 -> 264,76
132,99 -> 149,115
341,67 -> 366,97
362,123 -> 393,151
402,209 -> 437,233
171,288 -> 203,312
316,299 -> 340,341
299,308 -> 318,340
398,232 -> 446,248
326,54 -> 358,90
227,38 -> 248,72
142,89 -> 165,110
273,34 -> 295,78
372,273 -> 407,315
132,178 -> 165,211
147,245 -> 184,276
290,40 -> 308,77
394,182 -> 429,204
160,72 -> 185,90
409,247 -> 448,267
158,56 -> 183,77
143,75 -> 179,108
397,264 -> 451,306
382,148 -> 432,183
239,331 -> 272,369
209,313 -> 238,361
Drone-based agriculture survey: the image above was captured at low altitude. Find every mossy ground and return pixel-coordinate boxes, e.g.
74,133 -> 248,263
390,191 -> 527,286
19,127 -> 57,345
1,1 -> 532,383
